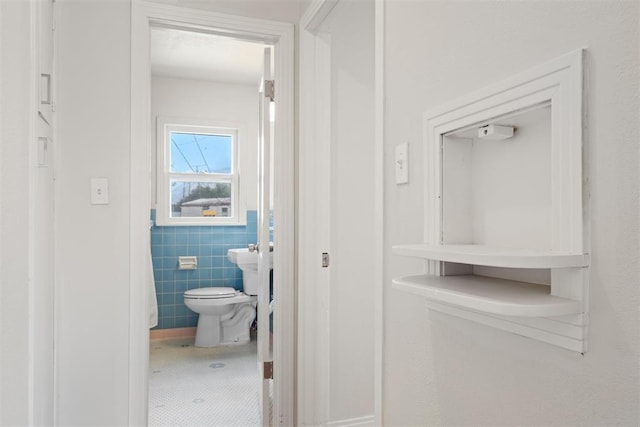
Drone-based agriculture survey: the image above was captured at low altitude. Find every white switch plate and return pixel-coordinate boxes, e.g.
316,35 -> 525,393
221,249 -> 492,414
395,143 -> 409,184
37,137 -> 48,168
90,178 -> 109,205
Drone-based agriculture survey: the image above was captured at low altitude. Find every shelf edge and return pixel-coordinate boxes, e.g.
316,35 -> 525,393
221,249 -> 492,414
392,244 -> 589,269
392,275 -> 582,317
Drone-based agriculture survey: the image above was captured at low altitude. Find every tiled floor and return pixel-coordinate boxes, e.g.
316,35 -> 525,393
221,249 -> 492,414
148,338 -> 261,426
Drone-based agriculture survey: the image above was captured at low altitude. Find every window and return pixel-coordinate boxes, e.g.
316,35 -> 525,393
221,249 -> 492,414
157,118 -> 243,225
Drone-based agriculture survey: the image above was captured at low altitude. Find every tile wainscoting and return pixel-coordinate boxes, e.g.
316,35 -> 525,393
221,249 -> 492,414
150,210 -> 258,329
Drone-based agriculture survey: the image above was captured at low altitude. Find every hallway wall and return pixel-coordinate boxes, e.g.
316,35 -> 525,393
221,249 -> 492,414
0,1 -> 33,424
56,1 -> 132,424
383,1 -> 639,425
1,0 -> 56,424
54,0 -> 299,424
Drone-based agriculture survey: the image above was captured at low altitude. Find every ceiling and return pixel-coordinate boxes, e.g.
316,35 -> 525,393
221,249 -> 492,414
150,26 -> 268,85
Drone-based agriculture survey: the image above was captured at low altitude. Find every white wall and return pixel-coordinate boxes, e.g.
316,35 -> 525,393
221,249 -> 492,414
151,76 -> 259,212
0,1 -> 33,424
54,0 -> 297,424
384,1 -> 639,425
56,1 -> 132,424
1,0 -> 56,424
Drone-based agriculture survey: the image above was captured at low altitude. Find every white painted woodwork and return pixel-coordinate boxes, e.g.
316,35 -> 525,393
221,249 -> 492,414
257,46 -> 272,427
298,3 -> 332,422
33,0 -> 56,424
299,0 -> 380,424
394,49 -> 589,353
392,275 -> 581,317
154,117 -> 245,226
324,0 -> 376,421
130,2 -> 294,426
392,244 -> 589,269
373,0 -> 385,423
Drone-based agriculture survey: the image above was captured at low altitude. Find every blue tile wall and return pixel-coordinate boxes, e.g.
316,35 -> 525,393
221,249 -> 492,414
150,210 -> 258,329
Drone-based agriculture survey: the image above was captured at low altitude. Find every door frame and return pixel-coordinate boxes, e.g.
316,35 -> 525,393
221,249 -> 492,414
298,0 -> 384,424
129,1 -> 295,424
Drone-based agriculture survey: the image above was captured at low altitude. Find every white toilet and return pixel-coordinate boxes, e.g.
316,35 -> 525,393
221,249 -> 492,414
183,246 -> 272,348
184,287 -> 257,347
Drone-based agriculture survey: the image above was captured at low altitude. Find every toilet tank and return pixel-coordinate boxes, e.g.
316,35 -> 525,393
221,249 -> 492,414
241,257 -> 271,296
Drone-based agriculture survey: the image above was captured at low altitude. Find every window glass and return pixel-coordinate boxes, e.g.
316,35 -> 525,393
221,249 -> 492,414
170,181 -> 232,218
170,132 -> 233,174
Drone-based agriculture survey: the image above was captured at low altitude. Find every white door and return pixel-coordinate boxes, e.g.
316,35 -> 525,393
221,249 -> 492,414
299,0 -> 377,424
257,46 -> 273,426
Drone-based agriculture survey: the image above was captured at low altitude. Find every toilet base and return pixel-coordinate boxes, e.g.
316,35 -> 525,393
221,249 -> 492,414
194,314 -> 222,347
193,302 -> 256,347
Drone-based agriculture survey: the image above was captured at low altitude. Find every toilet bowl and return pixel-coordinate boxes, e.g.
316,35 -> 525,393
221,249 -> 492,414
184,287 -> 257,347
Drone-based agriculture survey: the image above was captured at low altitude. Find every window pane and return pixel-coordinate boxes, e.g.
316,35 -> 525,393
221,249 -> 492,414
170,132 -> 232,174
170,181 -> 232,218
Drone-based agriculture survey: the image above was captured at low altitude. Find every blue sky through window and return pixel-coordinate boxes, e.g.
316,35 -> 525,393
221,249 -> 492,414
170,132 -> 232,174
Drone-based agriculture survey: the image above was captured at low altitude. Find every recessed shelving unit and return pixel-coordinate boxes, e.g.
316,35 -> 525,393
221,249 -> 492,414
393,49 -> 589,353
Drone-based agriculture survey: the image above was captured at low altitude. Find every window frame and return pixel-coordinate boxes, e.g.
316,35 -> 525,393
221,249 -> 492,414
156,116 -> 245,226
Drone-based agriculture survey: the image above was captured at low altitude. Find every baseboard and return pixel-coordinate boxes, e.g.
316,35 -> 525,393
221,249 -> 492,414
327,415 -> 375,427
149,327 -> 196,341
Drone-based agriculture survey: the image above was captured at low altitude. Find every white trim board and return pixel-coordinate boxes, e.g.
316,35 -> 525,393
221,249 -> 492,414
130,2 -> 295,425
298,0 -> 384,424
373,0 -> 385,423
298,3 -> 332,422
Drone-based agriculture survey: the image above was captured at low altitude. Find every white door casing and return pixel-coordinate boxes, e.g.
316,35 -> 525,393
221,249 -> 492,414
258,46 -> 273,426
130,2 -> 295,425
298,0 -> 384,425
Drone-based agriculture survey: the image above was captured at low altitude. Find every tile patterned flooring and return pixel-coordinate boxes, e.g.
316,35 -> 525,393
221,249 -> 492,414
148,338 -> 261,426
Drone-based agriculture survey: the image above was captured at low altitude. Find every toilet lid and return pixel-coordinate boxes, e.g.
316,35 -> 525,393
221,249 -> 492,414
184,287 -> 237,299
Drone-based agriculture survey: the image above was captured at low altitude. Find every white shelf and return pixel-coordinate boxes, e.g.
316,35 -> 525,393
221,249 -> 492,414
392,274 -> 581,317
405,51 -> 588,352
392,244 -> 589,269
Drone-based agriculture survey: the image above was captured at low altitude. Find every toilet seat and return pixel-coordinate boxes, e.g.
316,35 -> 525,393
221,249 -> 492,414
184,287 -> 237,299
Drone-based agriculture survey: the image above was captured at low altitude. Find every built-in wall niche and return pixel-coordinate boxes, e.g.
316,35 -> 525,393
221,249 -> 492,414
442,105 -> 552,251
393,49 -> 589,353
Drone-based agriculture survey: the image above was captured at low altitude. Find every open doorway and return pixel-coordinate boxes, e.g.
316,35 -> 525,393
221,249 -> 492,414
147,26 -> 272,425
130,3 -> 295,426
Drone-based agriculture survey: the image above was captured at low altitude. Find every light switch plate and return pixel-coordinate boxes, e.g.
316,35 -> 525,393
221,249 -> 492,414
395,143 -> 409,184
90,178 -> 109,205
37,137 -> 48,168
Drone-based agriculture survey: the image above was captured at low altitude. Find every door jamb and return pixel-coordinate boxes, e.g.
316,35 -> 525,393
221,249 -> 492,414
130,2 -> 295,425
299,4 -> 332,424
298,0 -> 384,424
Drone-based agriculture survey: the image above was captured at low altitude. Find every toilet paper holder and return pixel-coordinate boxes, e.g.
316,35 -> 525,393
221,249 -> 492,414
178,256 -> 197,270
